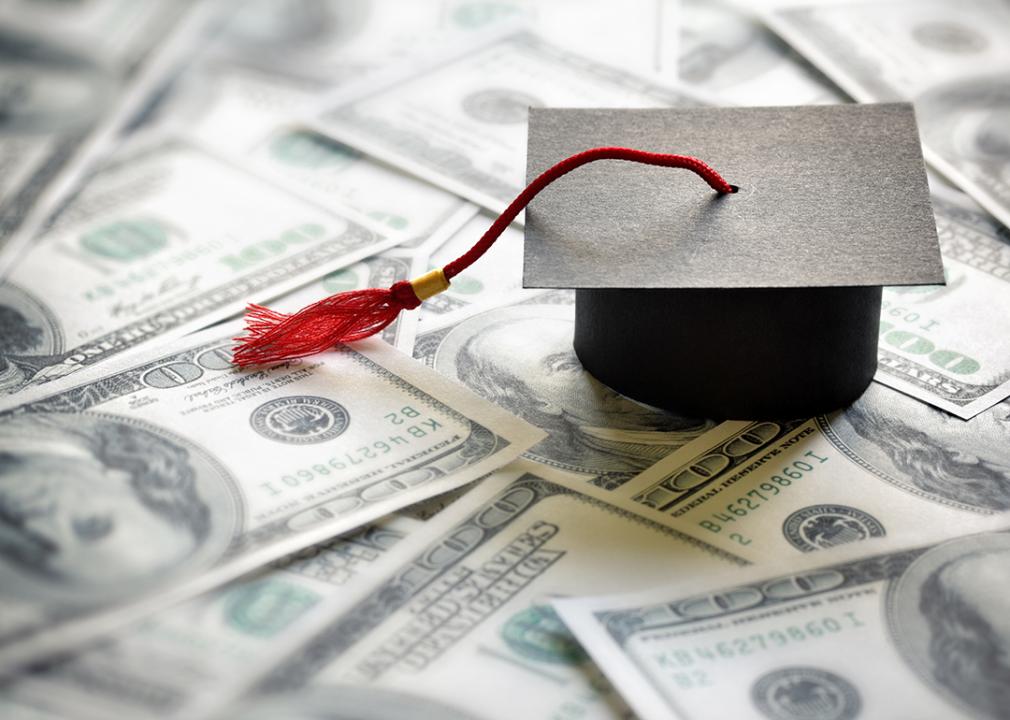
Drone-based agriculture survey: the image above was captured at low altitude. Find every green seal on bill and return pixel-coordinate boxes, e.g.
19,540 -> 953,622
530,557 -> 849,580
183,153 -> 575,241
79,218 -> 169,261
501,604 -> 587,665
225,579 -> 320,637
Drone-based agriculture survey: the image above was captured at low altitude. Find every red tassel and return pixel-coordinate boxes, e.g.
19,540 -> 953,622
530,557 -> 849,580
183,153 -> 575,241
233,147 -> 736,367
232,281 -> 420,367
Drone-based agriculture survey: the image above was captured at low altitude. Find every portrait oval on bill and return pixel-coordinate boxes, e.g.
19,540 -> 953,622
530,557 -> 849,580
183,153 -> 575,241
0,411 -> 240,606
681,1 -> 785,87
0,283 -> 63,394
886,531 -> 1010,720
821,382 -> 1010,512
0,32 -> 113,134
916,73 -> 1010,181
431,303 -> 713,480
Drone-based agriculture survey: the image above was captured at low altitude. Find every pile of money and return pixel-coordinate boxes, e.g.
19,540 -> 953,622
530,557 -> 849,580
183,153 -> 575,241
0,2 -> 1008,719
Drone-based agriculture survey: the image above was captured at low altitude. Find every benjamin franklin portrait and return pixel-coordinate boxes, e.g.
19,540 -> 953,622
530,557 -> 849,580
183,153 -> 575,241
917,74 -> 1010,193
0,412 -> 237,603
888,532 -> 1010,719
0,30 -> 111,134
430,303 -> 714,481
681,0 -> 788,89
824,382 -> 1010,511
0,283 -> 61,394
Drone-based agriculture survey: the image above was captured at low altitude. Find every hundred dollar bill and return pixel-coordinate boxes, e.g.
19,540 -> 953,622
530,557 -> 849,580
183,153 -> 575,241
0,2 -> 216,275
240,460 -> 742,720
242,126 -> 478,252
678,0 -> 843,105
310,30 -> 706,214
763,0 -> 1010,231
162,0 -> 669,159
561,381 -> 1010,562
134,1 -> 460,157
0,135 -> 407,397
0,321 -> 543,671
874,186 -> 1010,418
413,292 -> 717,487
0,0 -> 189,65
556,524 -> 1010,720
131,32 -> 480,252
0,516 -> 422,720
418,211 -> 530,325
204,0 -> 445,83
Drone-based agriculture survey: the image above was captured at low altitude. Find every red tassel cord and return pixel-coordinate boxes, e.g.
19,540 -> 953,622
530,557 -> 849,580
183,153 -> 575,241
232,147 -> 736,367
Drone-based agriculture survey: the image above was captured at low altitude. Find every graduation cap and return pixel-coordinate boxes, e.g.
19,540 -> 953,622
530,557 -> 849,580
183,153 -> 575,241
233,102 -> 942,419
524,104 -> 942,418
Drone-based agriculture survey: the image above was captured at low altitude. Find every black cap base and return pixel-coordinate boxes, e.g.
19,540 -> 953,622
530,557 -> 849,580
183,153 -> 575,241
573,286 -> 881,420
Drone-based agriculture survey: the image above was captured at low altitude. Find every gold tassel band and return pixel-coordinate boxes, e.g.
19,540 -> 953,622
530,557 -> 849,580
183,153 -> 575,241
410,268 -> 451,301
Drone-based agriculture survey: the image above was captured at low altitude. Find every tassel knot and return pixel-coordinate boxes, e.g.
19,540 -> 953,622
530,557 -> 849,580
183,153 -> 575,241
389,280 -> 422,309
231,281 -> 422,367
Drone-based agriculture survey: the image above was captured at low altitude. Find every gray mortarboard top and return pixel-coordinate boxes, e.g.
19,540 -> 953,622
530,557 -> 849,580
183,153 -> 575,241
523,104 -> 942,419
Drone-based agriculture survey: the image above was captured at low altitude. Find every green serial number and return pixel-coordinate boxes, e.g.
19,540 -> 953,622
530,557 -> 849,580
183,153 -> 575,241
655,613 -> 865,672
259,406 -> 445,497
699,451 -> 829,545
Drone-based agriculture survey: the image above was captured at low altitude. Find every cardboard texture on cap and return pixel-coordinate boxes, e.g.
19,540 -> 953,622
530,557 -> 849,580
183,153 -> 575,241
524,104 -> 943,290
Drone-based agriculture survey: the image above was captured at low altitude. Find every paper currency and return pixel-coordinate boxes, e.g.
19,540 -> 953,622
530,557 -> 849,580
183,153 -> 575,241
311,30 -> 705,214
0,136 -> 405,397
413,293 -> 717,487
560,382 -> 1010,562
763,0 -> 1010,231
0,1 -> 213,275
0,517 -> 421,720
135,0 -> 455,155
874,186 -> 1010,418
0,0 -> 187,65
243,126 -> 477,251
204,0 -> 437,84
0,322 -> 542,670
245,461 -> 742,720
169,0 -> 671,143
0,3 -> 1004,718
556,525 -> 1010,720
103,6 -> 478,252
678,0 -> 843,105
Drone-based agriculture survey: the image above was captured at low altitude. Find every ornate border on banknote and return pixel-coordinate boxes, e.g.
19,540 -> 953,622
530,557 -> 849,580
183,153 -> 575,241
4,338 -> 512,553
258,471 -> 743,692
